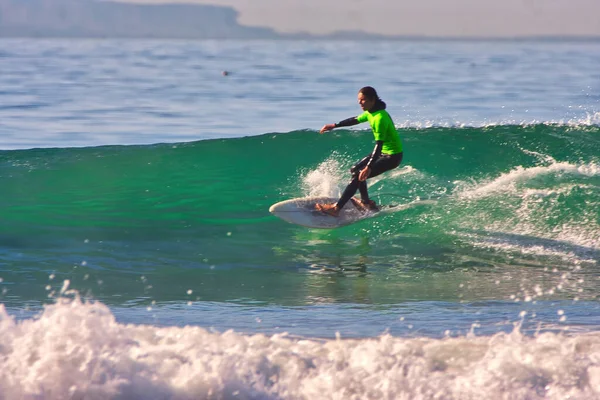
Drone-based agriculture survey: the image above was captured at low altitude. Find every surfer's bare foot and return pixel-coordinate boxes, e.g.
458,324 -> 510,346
351,197 -> 379,212
362,199 -> 378,211
315,203 -> 340,217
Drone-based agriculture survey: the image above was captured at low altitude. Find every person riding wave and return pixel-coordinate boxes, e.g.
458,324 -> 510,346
316,86 -> 403,216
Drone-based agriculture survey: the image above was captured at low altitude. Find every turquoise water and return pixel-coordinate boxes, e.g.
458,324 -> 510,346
0,39 -> 599,399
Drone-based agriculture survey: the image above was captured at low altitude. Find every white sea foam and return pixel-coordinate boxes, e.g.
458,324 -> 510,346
457,161 -> 600,199
393,111 -> 600,130
301,155 -> 347,198
452,159 -> 600,251
1,297 -> 600,400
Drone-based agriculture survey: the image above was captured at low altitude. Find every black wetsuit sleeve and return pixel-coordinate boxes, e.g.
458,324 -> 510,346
335,117 -> 359,128
366,141 -> 383,167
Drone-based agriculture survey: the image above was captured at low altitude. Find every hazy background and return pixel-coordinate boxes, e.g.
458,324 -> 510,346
1,0 -> 599,39
125,0 -> 600,37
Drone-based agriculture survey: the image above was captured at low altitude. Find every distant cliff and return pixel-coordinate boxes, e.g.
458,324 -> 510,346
0,0 -> 280,39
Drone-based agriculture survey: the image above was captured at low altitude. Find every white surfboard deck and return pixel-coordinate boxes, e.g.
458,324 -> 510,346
269,196 -> 380,229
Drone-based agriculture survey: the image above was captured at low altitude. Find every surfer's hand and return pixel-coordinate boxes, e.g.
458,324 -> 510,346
320,124 -> 335,134
359,167 -> 370,181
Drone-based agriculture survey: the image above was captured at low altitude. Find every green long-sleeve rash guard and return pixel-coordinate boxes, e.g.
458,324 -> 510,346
335,109 -> 403,155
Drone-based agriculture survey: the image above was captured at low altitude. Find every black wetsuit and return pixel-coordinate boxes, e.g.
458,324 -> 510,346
334,101 -> 403,209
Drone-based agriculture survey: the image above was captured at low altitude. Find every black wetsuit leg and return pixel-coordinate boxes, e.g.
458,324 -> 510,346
336,153 -> 403,209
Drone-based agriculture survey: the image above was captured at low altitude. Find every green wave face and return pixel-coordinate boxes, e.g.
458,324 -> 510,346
2,124 -> 597,230
0,124 -> 598,306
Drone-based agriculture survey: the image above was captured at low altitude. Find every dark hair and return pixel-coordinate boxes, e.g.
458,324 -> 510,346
359,86 -> 386,110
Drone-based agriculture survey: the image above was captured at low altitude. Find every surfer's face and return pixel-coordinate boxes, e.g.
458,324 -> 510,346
358,92 -> 375,111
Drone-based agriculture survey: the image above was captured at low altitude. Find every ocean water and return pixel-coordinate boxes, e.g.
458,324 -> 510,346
0,38 -> 599,399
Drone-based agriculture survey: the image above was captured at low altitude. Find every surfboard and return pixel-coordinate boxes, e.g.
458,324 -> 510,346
269,196 -> 380,229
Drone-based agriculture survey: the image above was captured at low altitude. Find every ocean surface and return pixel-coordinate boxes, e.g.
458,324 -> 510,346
0,38 -> 599,399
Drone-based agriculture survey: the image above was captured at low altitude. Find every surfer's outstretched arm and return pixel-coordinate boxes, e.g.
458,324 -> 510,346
320,117 -> 360,134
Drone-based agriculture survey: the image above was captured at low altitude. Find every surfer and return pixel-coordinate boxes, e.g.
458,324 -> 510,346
316,86 -> 403,216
